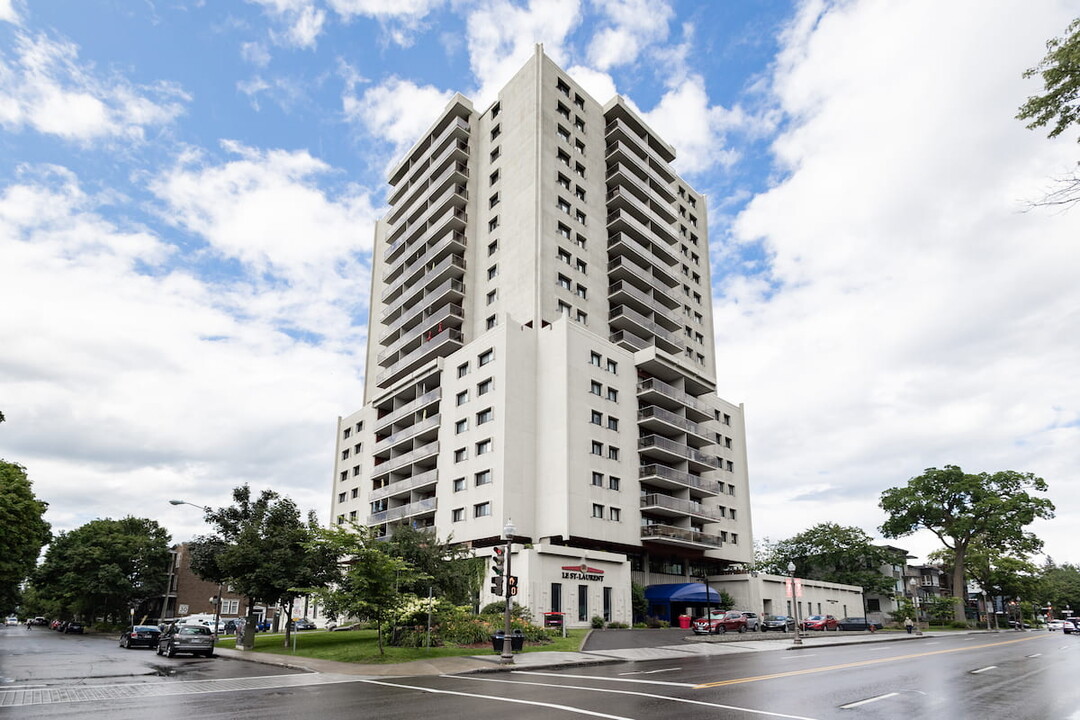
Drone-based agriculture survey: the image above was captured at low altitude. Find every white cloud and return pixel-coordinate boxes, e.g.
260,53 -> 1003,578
0,162 -> 372,538
565,64 -> 617,104
241,41 -> 273,67
0,0 -> 21,25
0,31 -> 187,143
643,74 -> 744,175
585,0 -> 673,70
343,75 -> 454,163
246,0 -> 327,48
464,0 -> 582,105
718,0 -> 1080,561
328,0 -> 446,45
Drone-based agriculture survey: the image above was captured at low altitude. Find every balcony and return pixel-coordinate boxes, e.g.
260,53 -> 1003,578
604,144 -> 676,204
373,440 -> 439,475
637,405 -> 713,446
373,414 -> 441,454
609,305 -> 683,354
606,186 -> 678,241
607,254 -> 678,289
636,378 -> 713,422
606,207 -> 678,258
608,280 -> 681,323
381,274 -> 465,324
381,299 -> 463,346
376,327 -> 463,386
639,464 -> 720,495
370,468 -> 439,503
378,303 -> 464,362
388,154 -> 469,226
389,115 -> 470,198
368,497 -> 437,526
638,434 -> 721,472
383,228 -> 466,290
606,232 -> 677,284
640,494 -> 724,522
385,183 -> 468,261
374,388 -> 441,433
604,117 -> 676,179
640,523 -> 723,549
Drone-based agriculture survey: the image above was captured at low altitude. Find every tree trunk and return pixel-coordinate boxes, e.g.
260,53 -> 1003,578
951,548 -> 968,624
238,597 -> 257,651
283,599 -> 293,648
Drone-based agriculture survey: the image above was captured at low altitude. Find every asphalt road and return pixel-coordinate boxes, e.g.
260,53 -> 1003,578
4,626 -> 1079,719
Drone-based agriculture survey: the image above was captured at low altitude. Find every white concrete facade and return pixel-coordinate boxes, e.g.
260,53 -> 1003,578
330,47 -> 754,627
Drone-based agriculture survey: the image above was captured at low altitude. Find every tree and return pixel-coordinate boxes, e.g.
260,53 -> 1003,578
188,485 -> 338,649
33,517 -> 170,623
1017,17 -> 1080,208
757,522 -> 905,597
879,466 -> 1055,622
1037,560 -> 1080,617
304,523 -> 428,655
929,540 -> 1040,616
0,461 -> 51,614
383,525 -> 483,605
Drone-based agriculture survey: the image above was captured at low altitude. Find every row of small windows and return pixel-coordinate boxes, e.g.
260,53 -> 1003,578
555,77 -> 586,111
452,469 -> 492,492
454,438 -> 493,462
342,420 -> 363,439
455,407 -> 494,433
339,465 -> 361,482
556,273 -> 587,299
556,246 -> 587,273
589,410 -> 619,431
341,442 -> 362,460
591,471 -> 620,491
590,441 -> 620,460
452,502 -> 491,522
556,173 -> 586,201
456,377 -> 494,406
589,380 -> 619,402
589,351 -> 618,374
592,503 -> 621,521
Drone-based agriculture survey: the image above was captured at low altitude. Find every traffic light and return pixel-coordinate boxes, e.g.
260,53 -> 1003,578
490,547 -> 506,596
507,575 -> 518,597
490,575 -> 504,596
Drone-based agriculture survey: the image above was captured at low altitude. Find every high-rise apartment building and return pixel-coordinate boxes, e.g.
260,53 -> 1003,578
331,47 -> 753,626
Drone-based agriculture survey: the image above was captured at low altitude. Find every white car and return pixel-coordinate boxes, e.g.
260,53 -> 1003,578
5,617 -> 19,626
1047,620 -> 1065,631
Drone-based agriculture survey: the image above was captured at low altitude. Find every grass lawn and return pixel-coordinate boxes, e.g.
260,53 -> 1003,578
216,628 -> 589,665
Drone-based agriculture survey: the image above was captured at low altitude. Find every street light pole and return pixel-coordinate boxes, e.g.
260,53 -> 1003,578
787,562 -> 802,646
169,499 -> 220,636
501,518 -> 515,665
909,578 -> 923,636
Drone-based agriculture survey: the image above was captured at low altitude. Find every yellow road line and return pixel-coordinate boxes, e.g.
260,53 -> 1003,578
694,634 -> 1047,689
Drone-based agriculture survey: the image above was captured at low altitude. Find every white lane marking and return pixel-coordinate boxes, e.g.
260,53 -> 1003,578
839,692 -> 899,709
922,642 -> 940,645
1027,653 -> 1042,658
361,679 -> 633,720
512,670 -> 695,687
970,666 -> 997,674
617,667 -> 681,675
448,674 -> 819,720
779,655 -> 817,660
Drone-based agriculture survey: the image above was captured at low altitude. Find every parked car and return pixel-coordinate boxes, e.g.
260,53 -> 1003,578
693,610 -> 748,635
736,612 -> 761,631
761,614 -> 797,632
62,621 -> 84,634
1047,620 -> 1065,631
32,617 -> 47,626
50,620 -> 62,630
1063,618 -> 1080,634
801,614 -> 839,631
157,624 -> 215,658
837,617 -> 883,631
119,624 -> 161,649
5,617 -> 19,626
291,618 -> 317,631
221,619 -> 237,634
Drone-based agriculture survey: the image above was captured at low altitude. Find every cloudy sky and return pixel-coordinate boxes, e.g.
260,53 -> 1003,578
1,0 -> 1077,567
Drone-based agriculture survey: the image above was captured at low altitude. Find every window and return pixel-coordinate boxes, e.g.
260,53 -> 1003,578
727,460 -> 735,472
487,264 -> 498,280
476,439 -> 492,455
574,162 -> 585,178
606,387 -> 618,402
607,417 -> 619,431
590,410 -> 603,425
457,362 -> 469,378
557,101 -> 570,118
339,470 -> 347,482
607,446 -> 620,460
477,408 -> 493,425
557,125 -> 570,142
592,503 -> 604,518
343,427 -> 352,439
574,233 -> 587,248
723,413 -> 731,425
575,139 -> 586,155
475,469 -> 492,486
557,274 -> 572,290
557,149 -> 571,166
603,586 -> 612,622
575,309 -> 587,324
474,502 -> 491,518
488,240 -> 499,256
453,477 -> 466,492
573,93 -> 584,109
489,170 -> 500,185
574,116 -> 585,132
351,487 -> 359,498
590,380 -> 603,395
491,102 -> 501,118
353,465 -> 361,476
341,448 -> 350,459
606,359 -> 617,374
349,510 -> 357,520
477,378 -> 493,395
452,508 -> 465,522
592,471 -> 604,487
490,146 -> 501,161
557,197 -> 571,214
338,492 -> 346,503
455,418 -> 468,434
488,216 -> 499,232
575,258 -> 587,273
557,300 -> 571,315
730,509 -> 737,520
556,78 -> 570,96
578,584 -> 588,622
486,315 -> 497,330
609,476 -> 620,491
575,209 -> 586,225
490,124 -> 501,140
590,441 -> 603,456
454,447 -> 467,462
557,223 -> 572,240
590,351 -> 602,366
551,583 -> 562,612
478,349 -> 494,366
728,483 -> 736,495
489,192 -> 500,209
574,185 -> 585,201
336,514 -> 344,524
486,289 -> 497,305
456,390 -> 468,406
557,173 -> 570,189
609,507 -> 621,522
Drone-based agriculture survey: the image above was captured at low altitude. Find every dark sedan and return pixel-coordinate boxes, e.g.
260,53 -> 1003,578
119,624 -> 161,648
837,616 -> 883,631
62,621 -> 84,634
761,614 -> 797,632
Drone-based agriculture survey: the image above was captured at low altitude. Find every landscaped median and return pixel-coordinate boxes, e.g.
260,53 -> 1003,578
215,627 -> 589,665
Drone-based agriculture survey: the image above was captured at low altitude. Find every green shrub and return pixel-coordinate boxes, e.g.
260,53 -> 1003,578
607,622 -> 629,629
591,616 -> 605,629
632,622 -> 648,629
948,620 -> 971,629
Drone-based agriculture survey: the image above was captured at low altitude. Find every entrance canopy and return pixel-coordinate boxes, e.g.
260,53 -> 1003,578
645,583 -> 721,604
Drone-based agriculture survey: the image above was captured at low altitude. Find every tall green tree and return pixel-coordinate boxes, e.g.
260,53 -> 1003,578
33,517 -> 170,622
929,540 -> 1040,613
1037,560 -> 1080,617
879,466 -> 1055,622
757,522 -> 905,597
1017,17 -> 1080,208
188,485 -> 337,649
0,460 -> 51,614
383,525 -> 483,605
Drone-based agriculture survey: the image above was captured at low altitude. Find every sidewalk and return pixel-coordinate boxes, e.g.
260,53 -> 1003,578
214,629 -> 973,678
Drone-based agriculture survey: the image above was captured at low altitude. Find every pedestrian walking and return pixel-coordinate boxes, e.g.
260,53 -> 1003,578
904,616 -> 914,634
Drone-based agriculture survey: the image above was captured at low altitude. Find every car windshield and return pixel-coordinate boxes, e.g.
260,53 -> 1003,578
806,615 -> 824,621
766,615 -> 788,621
133,626 -> 158,632
179,626 -> 211,635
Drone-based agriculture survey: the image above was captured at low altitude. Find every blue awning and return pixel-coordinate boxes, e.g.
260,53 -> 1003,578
644,583 -> 721,603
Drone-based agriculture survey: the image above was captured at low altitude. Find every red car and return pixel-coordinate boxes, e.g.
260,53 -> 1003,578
801,614 -> 839,631
693,610 -> 748,635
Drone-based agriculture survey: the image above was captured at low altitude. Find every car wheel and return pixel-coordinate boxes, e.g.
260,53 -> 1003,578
782,626 -> 788,633
738,625 -> 746,633
719,625 -> 727,634
166,643 -> 176,658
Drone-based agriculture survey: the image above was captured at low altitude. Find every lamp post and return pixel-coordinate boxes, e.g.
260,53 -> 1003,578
787,562 -> 802,646
168,499 -> 222,639
500,518 -> 516,664
981,590 -> 991,632
909,578 -> 923,636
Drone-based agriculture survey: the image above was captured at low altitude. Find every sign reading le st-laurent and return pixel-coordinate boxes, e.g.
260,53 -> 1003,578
561,564 -> 605,582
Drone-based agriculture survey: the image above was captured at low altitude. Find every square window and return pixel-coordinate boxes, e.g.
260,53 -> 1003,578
590,441 -> 603,456
351,487 -> 359,498
475,469 -> 492,486
487,264 -> 498,280
488,217 -> 499,232
558,149 -> 571,166
489,193 -> 500,209
557,300 -> 572,315
455,419 -> 468,434
340,470 -> 348,482
486,315 -> 497,329
557,78 -> 570,96
477,408 -> 493,424
474,502 -> 491,518
490,124 -> 501,140
573,93 -> 584,109
557,273 -> 572,290
590,380 -> 602,395
592,503 -> 604,518
557,173 -> 571,189
456,390 -> 468,406
487,289 -> 497,305
452,508 -> 465,522
592,471 -> 604,487
342,449 -> 350,459
478,349 -> 494,366
575,258 -> 587,273
607,417 -> 619,431
590,410 -> 603,425
607,446 -> 619,460
575,162 -> 585,178
574,233 -> 586,248
454,447 -> 467,462
609,476 -> 620,491
490,169 -> 500,185
343,427 -> 352,439
490,146 -> 501,161
574,186 -> 585,201
606,359 -> 617,374
557,197 -> 571,214
338,492 -> 346,503
606,387 -> 618,402
575,139 -> 585,155
488,240 -> 499,256
491,102 -> 501,118
558,223 -> 572,240
574,116 -> 585,132
348,510 -> 357,520
575,309 -> 587,324
457,362 -> 469,378
575,209 -> 586,225
476,439 -> 492,455
477,378 -> 493,395
453,477 -> 466,492
557,125 -> 570,142
609,507 -> 621,522
353,465 -> 361,476
590,351 -> 602,366
557,101 -> 570,118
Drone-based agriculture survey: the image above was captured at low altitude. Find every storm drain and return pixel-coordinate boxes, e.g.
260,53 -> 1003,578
0,672 -> 366,707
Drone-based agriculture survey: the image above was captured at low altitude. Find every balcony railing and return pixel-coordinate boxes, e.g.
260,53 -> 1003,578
374,388 -> 441,432
606,207 -> 678,257
640,523 -> 723,548
373,414 -> 441,452
368,496 -> 437,525
637,405 -> 711,441
638,434 -> 721,470
373,440 -> 439,474
607,253 -> 678,289
608,280 -> 681,323
636,378 -> 712,418
639,464 -> 721,495
606,186 -> 678,239
378,303 -> 464,363
640,493 -> 724,521
376,327 -> 463,386
610,305 -> 683,353
386,183 -> 468,258
383,228 -> 466,291
370,468 -> 439,502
